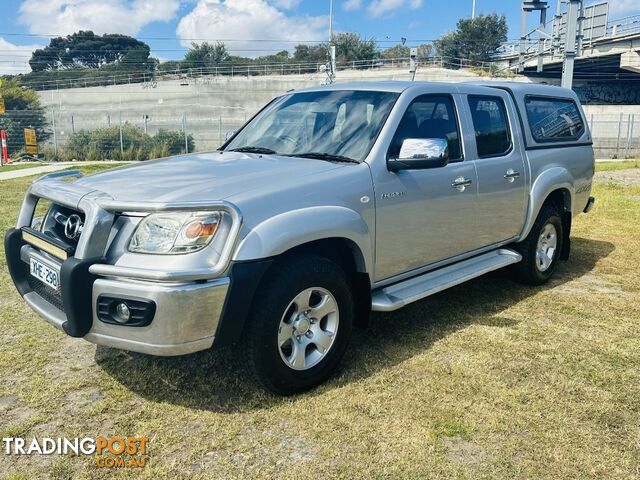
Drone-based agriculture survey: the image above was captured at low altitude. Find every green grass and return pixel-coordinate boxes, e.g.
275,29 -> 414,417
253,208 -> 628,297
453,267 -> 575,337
596,160 -> 640,172
1,165 -> 639,479
0,162 -> 46,172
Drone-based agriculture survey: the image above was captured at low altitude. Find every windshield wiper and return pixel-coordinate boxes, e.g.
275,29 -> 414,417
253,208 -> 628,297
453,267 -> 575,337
227,146 -> 277,154
285,152 -> 359,164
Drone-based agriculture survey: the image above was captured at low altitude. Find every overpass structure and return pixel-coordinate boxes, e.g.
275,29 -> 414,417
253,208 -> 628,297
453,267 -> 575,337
495,3 -> 640,104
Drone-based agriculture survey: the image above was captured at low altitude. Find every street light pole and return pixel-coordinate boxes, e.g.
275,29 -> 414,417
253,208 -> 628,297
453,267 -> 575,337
329,0 -> 333,39
472,0 -> 476,19
327,0 -> 336,84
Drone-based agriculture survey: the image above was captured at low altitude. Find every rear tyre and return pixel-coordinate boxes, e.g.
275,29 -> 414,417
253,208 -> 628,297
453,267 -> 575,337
241,254 -> 354,395
513,205 -> 563,285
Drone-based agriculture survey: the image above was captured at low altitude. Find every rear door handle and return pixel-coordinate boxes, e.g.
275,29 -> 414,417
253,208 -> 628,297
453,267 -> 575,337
452,177 -> 473,191
504,169 -> 521,182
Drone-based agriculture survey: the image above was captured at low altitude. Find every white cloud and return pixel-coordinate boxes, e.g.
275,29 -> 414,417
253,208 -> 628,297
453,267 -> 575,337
343,0 -> 362,11
176,0 -> 328,56
18,0 -> 181,37
367,0 -> 422,17
0,37 -> 44,75
272,0 -> 300,8
607,0 -> 640,16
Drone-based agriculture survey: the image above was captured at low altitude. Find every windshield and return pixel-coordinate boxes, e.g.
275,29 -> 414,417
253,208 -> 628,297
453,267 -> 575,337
223,90 -> 399,162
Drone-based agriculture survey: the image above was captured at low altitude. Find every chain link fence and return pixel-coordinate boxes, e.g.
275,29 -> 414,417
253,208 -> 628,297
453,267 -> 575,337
39,110 -> 640,161
587,113 -> 639,159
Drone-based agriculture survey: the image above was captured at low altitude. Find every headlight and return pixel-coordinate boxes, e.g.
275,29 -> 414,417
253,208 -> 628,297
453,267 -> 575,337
128,211 -> 221,254
31,215 -> 44,231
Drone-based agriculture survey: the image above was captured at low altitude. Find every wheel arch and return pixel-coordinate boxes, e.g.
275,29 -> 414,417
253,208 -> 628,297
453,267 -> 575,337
233,206 -> 374,278
276,237 -> 372,329
521,167 -> 574,240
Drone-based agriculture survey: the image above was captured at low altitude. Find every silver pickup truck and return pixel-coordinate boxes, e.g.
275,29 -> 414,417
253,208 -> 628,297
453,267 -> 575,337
5,81 -> 595,394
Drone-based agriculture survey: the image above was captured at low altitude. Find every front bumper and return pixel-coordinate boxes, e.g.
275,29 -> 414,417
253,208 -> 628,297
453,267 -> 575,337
6,228 -> 230,356
5,172 -> 244,357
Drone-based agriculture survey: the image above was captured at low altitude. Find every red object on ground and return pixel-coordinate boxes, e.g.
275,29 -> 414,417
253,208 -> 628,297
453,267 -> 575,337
0,130 -> 8,165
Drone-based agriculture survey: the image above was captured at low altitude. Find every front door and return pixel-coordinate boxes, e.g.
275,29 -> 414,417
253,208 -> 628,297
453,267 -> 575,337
374,94 -> 480,281
465,94 -> 527,246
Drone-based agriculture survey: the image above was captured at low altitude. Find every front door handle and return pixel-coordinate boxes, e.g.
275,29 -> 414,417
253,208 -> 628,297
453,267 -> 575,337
504,169 -> 521,182
452,177 -> 473,191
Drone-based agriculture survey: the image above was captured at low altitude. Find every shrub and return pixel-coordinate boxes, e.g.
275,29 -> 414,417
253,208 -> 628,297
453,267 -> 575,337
61,125 -> 195,161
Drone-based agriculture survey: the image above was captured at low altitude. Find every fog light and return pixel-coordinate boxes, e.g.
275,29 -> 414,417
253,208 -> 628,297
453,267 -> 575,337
114,302 -> 131,324
97,296 -> 156,327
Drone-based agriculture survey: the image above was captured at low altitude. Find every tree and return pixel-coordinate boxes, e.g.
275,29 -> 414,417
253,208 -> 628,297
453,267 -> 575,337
434,13 -> 507,65
293,44 -> 326,64
416,44 -> 433,60
0,78 -> 49,155
292,33 -> 377,67
182,42 -> 230,70
29,31 -> 153,72
380,44 -> 410,59
255,50 -> 291,65
381,43 -> 432,60
331,32 -> 378,63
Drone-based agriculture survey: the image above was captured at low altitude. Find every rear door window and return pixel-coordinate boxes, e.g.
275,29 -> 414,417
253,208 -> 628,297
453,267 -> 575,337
525,96 -> 585,142
468,96 -> 512,158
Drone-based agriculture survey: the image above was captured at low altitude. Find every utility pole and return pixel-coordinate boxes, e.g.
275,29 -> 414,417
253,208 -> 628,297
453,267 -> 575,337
519,4 -> 527,72
327,0 -> 336,84
576,0 -> 585,57
520,1 -> 549,73
536,3 -> 548,73
561,0 -> 581,88
552,0 -> 562,59
51,108 -> 57,157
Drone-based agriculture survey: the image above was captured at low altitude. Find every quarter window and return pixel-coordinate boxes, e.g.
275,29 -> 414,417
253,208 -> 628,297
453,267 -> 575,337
525,96 -> 585,141
389,95 -> 462,161
468,96 -> 511,158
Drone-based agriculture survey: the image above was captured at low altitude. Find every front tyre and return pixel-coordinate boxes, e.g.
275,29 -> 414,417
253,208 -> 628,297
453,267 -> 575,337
241,255 -> 354,395
513,205 -> 564,285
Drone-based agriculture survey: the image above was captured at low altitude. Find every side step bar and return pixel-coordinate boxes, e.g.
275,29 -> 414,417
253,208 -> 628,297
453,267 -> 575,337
371,249 -> 522,312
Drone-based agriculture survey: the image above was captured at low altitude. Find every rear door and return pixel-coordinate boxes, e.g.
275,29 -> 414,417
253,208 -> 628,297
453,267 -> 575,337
463,91 -> 527,246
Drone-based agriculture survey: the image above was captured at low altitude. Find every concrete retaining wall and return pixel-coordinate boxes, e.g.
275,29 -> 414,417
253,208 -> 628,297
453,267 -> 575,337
37,67 -> 638,158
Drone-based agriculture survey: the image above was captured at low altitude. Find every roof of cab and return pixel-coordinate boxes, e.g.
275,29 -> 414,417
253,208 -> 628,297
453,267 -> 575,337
293,81 -> 424,93
467,80 -> 576,98
292,80 -> 576,99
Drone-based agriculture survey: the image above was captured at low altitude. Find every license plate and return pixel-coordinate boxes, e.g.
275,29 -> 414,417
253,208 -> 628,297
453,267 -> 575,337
29,257 -> 60,291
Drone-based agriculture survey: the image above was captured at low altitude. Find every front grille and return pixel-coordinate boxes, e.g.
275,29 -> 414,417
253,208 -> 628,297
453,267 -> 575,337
27,275 -> 64,311
39,203 -> 85,252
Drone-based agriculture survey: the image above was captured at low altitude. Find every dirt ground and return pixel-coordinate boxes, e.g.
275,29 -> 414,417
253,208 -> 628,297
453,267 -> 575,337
594,167 -> 640,187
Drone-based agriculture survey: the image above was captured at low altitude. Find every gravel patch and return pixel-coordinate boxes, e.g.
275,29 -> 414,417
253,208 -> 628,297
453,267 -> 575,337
594,169 -> 640,187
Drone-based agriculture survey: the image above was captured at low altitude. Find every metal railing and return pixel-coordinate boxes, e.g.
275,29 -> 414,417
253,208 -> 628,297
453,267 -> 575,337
24,56 -> 504,92
607,14 -> 640,36
494,13 -> 640,60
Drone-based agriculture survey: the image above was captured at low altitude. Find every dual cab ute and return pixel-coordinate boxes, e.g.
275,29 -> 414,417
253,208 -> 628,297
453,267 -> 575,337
5,81 -> 595,394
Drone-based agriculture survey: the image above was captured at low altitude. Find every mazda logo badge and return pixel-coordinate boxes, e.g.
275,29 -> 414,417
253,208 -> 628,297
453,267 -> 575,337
64,214 -> 83,240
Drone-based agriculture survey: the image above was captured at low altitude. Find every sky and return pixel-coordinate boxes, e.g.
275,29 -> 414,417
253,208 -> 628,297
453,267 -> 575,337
1,0 -> 639,74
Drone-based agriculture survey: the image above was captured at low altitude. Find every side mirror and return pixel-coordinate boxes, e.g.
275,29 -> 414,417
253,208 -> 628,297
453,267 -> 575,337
388,138 -> 449,171
224,131 -> 236,141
